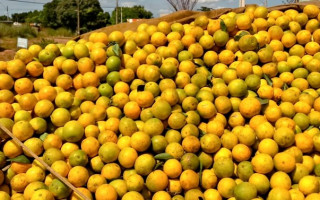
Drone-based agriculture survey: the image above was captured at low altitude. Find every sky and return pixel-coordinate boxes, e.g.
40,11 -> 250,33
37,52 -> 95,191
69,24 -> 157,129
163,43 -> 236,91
0,0 -> 286,18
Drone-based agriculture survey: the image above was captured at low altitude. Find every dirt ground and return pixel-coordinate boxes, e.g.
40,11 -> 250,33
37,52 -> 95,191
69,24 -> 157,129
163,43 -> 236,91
0,37 -> 71,61
0,50 -> 15,61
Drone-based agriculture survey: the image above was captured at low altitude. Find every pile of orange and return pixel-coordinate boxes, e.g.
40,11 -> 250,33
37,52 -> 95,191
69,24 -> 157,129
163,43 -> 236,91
1,3 -> 320,200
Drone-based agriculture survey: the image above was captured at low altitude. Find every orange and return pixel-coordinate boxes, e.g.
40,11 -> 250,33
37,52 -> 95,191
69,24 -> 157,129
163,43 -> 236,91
213,157 -> 234,178
249,173 -> 270,195
67,166 -> 89,187
236,13 -> 252,30
151,32 -> 167,47
101,162 -> 121,181
274,152 -> 296,173
10,173 -> 28,192
219,50 -> 235,65
296,30 -> 312,45
90,32 -> 108,44
98,129 -> 118,144
70,187 -> 93,200
251,153 -> 274,174
56,74 -> 73,90
90,47 -> 107,65
239,97 -> 261,118
17,93 -> 37,111
122,191 -> 144,200
258,138 -> 279,157
77,57 -> 94,74
264,105 -> 282,123
3,139 -> 22,159
43,66 -> 60,84
145,170 -> 168,192
197,100 -> 217,119
268,25 -> 284,40
270,171 -> 292,190
238,35 -> 258,52
152,191 -> 171,200
26,61 -> 44,77
7,59 -> 26,78
12,120 -> 34,141
295,133 -> 313,153
95,184 -> 118,200
14,78 -> 33,95
79,135 -> 100,156
299,175 -> 319,195
303,4 -> 320,18
232,144 -> 251,162
267,187 -> 291,200
234,182 -> 257,200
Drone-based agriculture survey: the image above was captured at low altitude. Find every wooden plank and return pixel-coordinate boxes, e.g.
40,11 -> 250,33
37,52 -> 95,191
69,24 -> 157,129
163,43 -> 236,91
0,122 -> 90,200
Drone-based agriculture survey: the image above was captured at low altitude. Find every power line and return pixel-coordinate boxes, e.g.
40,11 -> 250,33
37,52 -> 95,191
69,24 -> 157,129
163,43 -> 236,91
7,0 -> 46,4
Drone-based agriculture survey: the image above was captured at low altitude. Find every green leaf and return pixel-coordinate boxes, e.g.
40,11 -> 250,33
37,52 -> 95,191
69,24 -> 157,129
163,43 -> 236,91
199,160 -> 203,184
207,73 -> 213,81
9,155 -> 31,164
220,19 -> 227,32
40,132 -> 48,141
234,31 -> 249,41
193,59 -> 204,67
307,125 -> 314,130
33,57 -> 39,62
263,74 -> 273,86
199,129 -> 206,138
154,153 -> 174,160
182,112 -> 188,117
256,97 -> 269,105
107,41 -> 117,47
283,83 -> 289,90
137,85 -> 145,92
154,161 -> 164,170
112,43 -> 121,57
206,75 -> 213,87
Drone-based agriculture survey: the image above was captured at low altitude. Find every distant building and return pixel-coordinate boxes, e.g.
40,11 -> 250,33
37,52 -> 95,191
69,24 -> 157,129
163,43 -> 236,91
160,13 -> 170,17
127,19 -> 143,23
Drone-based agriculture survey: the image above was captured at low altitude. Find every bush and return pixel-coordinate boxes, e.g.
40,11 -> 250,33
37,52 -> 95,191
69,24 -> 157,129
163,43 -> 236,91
0,23 -> 38,38
42,27 -> 75,37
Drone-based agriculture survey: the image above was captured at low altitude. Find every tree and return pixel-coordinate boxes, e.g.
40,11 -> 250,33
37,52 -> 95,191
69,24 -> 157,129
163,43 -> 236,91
166,0 -> 198,11
12,12 -> 29,22
198,6 -> 211,11
282,0 -> 298,3
0,15 -> 7,21
42,0 -> 110,33
11,10 -> 43,23
25,10 -> 43,24
42,0 -> 60,28
110,5 -> 153,25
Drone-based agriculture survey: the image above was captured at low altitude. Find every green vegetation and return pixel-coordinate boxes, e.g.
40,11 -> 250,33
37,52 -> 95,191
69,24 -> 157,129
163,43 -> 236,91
0,24 -> 74,38
110,5 -> 153,25
42,0 -> 110,33
7,1 -> 153,34
40,28 -> 74,37
0,23 -> 37,38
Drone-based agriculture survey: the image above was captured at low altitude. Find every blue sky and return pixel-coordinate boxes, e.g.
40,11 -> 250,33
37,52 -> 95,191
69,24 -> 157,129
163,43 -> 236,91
0,0 -> 284,18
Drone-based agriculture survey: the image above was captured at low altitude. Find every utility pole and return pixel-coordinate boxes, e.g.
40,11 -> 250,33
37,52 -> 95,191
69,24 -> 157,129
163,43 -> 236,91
6,6 -> 8,21
259,0 -> 267,6
121,7 -> 122,23
239,0 -> 245,7
76,0 -> 80,35
116,0 -> 118,24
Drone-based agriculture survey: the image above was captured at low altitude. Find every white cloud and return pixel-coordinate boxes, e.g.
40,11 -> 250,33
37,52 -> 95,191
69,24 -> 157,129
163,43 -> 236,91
159,9 -> 172,15
198,0 -> 221,3
120,1 -> 136,7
